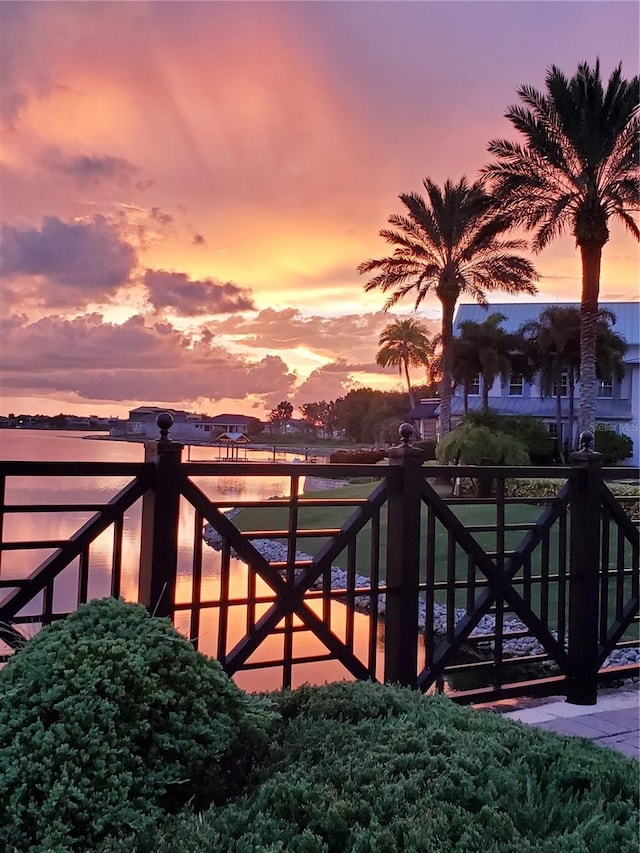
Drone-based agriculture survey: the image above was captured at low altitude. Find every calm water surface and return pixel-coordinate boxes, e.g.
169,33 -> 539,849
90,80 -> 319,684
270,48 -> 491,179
0,430 -> 382,689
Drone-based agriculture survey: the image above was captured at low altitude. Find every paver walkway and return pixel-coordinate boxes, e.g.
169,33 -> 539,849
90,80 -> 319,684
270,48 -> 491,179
502,689 -> 639,760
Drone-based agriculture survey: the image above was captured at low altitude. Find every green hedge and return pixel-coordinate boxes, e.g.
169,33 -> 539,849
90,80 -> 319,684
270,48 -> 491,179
102,681 -> 638,853
0,598 -> 274,852
329,449 -> 387,464
506,477 -> 639,519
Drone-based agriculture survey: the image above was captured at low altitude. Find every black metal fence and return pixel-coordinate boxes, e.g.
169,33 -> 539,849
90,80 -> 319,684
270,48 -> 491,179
1,422 -> 638,705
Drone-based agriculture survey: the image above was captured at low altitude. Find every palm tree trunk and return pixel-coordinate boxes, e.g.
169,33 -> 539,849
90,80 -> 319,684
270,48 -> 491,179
463,384 -> 469,415
438,296 -> 456,436
568,366 -> 576,451
482,373 -> 490,411
577,243 -> 602,435
555,390 -> 564,464
403,357 -> 416,410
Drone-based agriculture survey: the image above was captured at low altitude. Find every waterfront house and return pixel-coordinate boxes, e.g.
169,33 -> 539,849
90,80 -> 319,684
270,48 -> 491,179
407,302 -> 639,466
111,407 -> 258,443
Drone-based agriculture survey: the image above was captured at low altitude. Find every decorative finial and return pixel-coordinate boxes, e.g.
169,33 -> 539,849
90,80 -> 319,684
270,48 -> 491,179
156,412 -> 174,441
579,430 -> 594,452
399,422 -> 414,445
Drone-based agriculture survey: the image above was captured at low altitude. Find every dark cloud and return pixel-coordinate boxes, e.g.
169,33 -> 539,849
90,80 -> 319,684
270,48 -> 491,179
150,207 -> 174,226
0,313 -> 295,405
0,215 -> 136,307
193,233 -> 206,245
144,269 -> 255,316
40,148 -> 140,188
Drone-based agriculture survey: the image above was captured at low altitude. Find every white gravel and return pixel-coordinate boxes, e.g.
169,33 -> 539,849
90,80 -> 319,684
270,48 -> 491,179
203,525 -> 639,668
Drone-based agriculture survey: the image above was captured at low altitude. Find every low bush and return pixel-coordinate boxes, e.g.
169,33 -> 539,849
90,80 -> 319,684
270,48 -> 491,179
414,438 -> 437,460
506,477 -> 639,519
0,598 -> 275,852
459,411 -> 554,463
329,449 -> 387,464
102,681 -> 639,853
595,429 -> 634,465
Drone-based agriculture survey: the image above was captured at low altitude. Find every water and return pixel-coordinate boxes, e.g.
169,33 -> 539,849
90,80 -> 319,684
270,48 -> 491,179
0,430 -> 383,690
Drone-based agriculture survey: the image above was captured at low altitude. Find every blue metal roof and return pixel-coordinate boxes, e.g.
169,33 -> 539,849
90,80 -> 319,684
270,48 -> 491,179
449,397 -> 633,420
453,302 -> 640,348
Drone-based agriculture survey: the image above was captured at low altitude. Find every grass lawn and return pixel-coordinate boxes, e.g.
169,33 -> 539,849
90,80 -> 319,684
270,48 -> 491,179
232,478 -> 637,633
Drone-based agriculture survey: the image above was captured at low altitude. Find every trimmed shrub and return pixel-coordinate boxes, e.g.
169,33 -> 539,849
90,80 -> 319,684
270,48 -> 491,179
414,438 -> 437,460
0,598 -> 275,852
459,410 -> 554,463
505,477 -> 639,519
329,449 -> 387,464
436,425 -> 529,496
101,681 -> 639,853
595,429 -> 634,465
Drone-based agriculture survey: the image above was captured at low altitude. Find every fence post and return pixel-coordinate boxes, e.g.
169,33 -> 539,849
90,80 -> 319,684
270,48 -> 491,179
384,423 -> 424,687
566,430 -> 602,705
138,413 -> 184,619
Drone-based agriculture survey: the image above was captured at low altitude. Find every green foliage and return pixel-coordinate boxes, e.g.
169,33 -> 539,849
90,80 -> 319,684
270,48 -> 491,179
101,682 -> 639,853
414,438 -> 437,460
0,598 -> 275,852
437,424 -> 529,496
436,425 -> 530,466
506,477 -> 639,519
595,429 -> 634,465
460,410 -> 554,463
329,449 -> 387,464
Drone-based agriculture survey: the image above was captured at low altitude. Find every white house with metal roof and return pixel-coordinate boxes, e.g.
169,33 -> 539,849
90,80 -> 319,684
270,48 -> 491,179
449,302 -> 639,466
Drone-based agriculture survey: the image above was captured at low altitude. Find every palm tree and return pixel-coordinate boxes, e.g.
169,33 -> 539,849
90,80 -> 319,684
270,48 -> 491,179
485,60 -> 639,435
452,313 -> 515,411
358,177 -> 538,435
376,317 -> 434,409
520,306 -> 627,457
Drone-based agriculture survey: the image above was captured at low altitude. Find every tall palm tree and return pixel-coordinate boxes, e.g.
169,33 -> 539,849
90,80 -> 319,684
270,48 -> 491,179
376,317 -> 434,409
358,177 -> 538,435
485,60 -> 639,435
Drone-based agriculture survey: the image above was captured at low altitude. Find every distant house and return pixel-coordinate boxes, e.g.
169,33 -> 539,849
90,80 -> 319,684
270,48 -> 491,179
406,398 -> 440,441
449,302 -> 639,466
111,407 -> 258,443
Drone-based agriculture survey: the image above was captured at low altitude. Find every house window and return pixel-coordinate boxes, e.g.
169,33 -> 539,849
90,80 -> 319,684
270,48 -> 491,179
552,372 -> 568,397
547,423 -> 559,440
509,374 -> 524,396
598,379 -> 613,398
469,375 -> 480,396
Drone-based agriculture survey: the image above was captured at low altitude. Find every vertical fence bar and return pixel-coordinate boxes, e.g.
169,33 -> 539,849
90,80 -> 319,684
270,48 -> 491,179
567,435 -> 602,705
190,509 -> 203,649
138,414 -> 184,619
424,505 -> 436,669
77,545 -> 89,605
111,516 -> 124,599
384,424 -> 424,687
368,510 -> 381,676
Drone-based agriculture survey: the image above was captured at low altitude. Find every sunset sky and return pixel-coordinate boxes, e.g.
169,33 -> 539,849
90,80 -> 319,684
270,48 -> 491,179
1,0 -> 638,420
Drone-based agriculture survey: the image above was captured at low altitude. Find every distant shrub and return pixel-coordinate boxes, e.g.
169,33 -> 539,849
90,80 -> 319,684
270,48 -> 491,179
506,478 -> 639,519
460,410 -> 554,463
0,598 -> 275,853
329,449 -> 387,464
414,438 -> 437,460
436,425 -> 529,496
101,681 -> 639,853
595,429 -> 634,465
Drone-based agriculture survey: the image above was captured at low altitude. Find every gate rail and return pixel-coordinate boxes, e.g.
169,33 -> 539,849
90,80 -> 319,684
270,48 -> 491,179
0,423 -> 638,705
